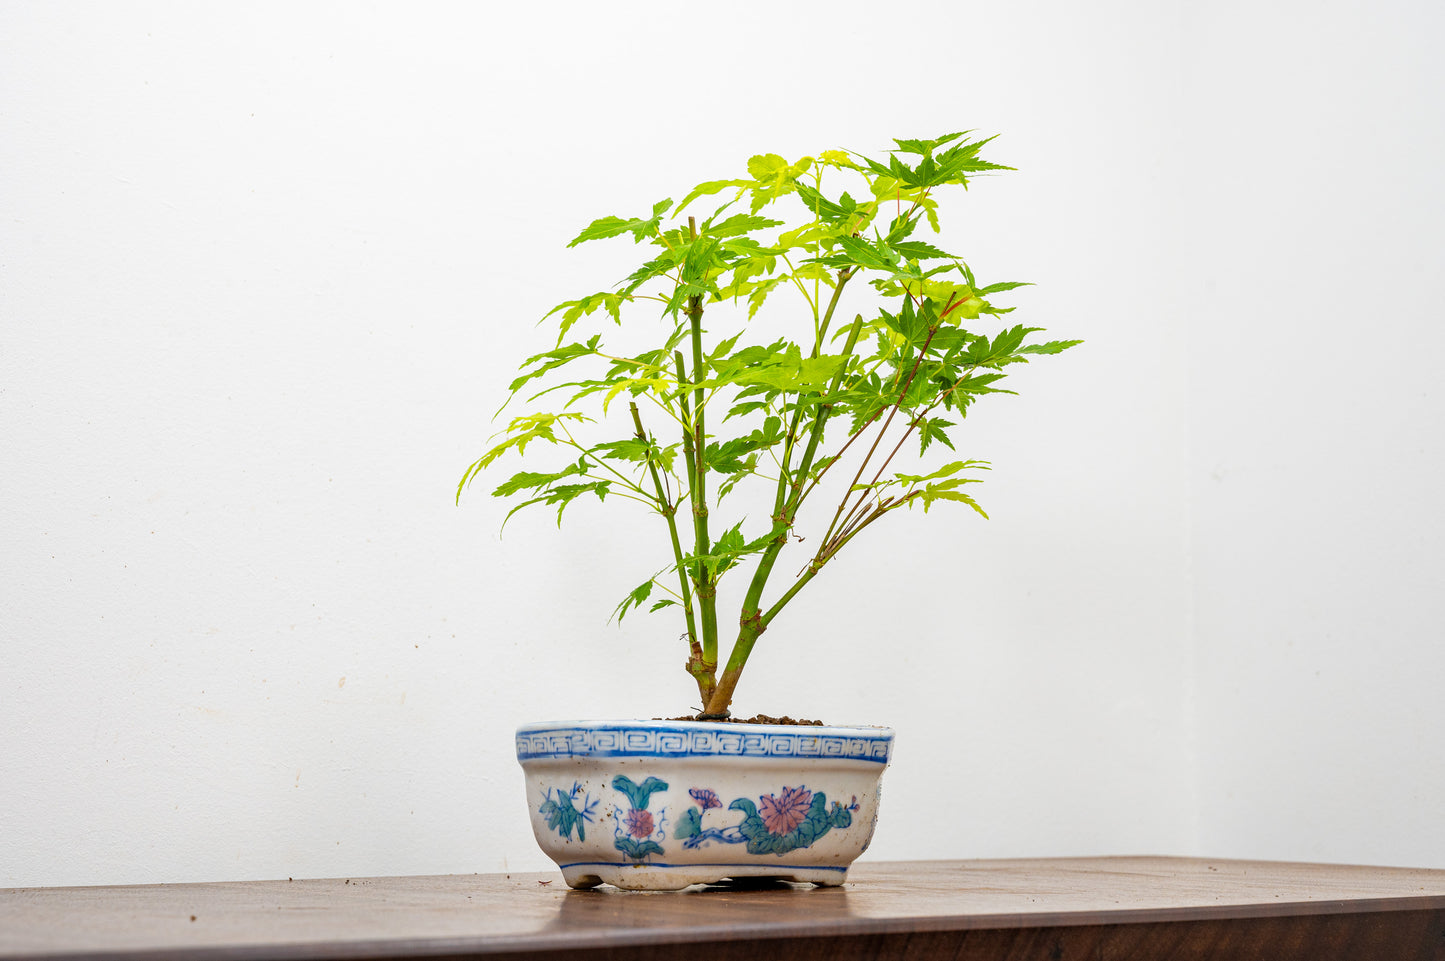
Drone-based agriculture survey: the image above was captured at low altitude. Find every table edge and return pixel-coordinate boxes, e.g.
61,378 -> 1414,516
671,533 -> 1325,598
6,893 -> 1445,961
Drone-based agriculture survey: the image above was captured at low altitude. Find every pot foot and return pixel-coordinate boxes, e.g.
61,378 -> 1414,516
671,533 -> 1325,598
562,873 -> 604,890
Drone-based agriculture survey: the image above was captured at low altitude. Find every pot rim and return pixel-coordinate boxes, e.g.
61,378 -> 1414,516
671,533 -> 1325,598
518,718 -> 894,736
516,719 -> 894,765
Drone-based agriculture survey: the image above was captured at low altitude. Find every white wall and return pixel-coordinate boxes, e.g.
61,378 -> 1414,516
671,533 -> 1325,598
0,0 -> 1437,887
1181,0 -> 1445,867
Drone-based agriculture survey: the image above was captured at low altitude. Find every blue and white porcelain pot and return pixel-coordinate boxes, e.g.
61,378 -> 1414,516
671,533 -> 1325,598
516,719 -> 894,890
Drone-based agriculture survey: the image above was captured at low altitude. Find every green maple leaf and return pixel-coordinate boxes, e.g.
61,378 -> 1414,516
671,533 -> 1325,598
567,199 -> 674,246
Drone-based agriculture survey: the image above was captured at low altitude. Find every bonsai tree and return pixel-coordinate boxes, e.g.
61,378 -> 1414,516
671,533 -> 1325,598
460,132 -> 1079,720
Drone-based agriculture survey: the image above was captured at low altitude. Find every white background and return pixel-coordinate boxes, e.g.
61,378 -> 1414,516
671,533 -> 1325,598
3,0 -> 1441,887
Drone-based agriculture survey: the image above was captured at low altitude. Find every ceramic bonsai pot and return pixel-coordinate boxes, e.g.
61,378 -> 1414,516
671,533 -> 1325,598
516,719 -> 894,890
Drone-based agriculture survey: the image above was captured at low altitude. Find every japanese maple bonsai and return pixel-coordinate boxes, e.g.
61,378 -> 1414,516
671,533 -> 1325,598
460,132 -> 1078,720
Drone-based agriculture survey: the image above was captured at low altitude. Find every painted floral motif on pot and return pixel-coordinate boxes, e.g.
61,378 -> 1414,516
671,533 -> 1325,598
675,783 -> 860,855
537,782 -> 598,842
610,775 -> 668,861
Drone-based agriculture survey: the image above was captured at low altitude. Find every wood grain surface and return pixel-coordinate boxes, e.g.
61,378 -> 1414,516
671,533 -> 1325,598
4,857 -> 1444,961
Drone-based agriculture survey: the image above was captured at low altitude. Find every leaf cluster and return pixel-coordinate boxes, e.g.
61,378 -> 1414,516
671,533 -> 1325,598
458,132 -> 1079,715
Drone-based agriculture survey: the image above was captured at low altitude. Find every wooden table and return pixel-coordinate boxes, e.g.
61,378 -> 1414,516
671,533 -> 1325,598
4,857 -> 1444,961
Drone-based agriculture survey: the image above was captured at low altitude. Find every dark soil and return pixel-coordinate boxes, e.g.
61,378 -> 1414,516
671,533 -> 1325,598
660,713 -> 825,726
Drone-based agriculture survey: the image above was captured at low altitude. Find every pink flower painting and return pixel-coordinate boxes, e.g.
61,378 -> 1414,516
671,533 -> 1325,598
624,807 -> 654,839
759,786 -> 812,836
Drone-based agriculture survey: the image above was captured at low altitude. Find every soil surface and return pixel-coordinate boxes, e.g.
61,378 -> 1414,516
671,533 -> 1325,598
660,714 -> 825,726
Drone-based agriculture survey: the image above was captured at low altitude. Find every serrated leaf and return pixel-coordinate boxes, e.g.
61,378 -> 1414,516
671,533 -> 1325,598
818,148 -> 861,170
1017,338 -> 1084,356
705,213 -> 784,239
917,417 -> 957,455
884,213 -> 918,245
675,250 -> 727,309
723,400 -> 770,422
747,153 -> 789,180
681,522 -> 773,581
612,578 -> 653,624
835,235 -> 894,270
951,372 -> 1012,395
708,330 -> 743,361
491,463 -> 585,497
508,335 -> 602,393
466,412 -> 586,472
892,132 -> 968,156
791,262 -> 836,287
567,216 -> 634,247
743,153 -> 804,212
793,183 -> 848,221
620,258 -> 674,296
601,376 -> 671,414
677,178 -> 751,213
746,276 -> 785,319
879,299 -> 928,347
940,292 -> 988,322
542,293 -> 627,342
916,485 -> 989,517
888,153 -> 911,183
889,240 -> 953,260
591,438 -> 653,462
975,280 -> 1034,296
705,414 -> 784,474
893,460 -> 991,485
961,324 -> 1042,366
715,458 -> 757,502
501,480 -> 610,529
567,199 -> 673,247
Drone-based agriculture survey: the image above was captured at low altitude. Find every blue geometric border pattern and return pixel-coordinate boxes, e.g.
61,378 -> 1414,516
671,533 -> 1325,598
516,722 -> 893,765
559,859 -> 848,875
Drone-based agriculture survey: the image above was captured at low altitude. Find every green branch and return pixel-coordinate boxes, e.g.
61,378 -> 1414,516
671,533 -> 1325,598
629,401 -> 710,703
704,308 -> 866,718
814,324 -> 938,565
682,218 -> 720,687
